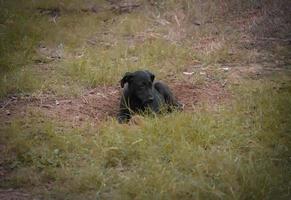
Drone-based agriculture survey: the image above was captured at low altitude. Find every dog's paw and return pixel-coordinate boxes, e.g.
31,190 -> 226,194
180,103 -> 185,110
175,102 -> 185,111
129,115 -> 145,126
117,116 -> 130,124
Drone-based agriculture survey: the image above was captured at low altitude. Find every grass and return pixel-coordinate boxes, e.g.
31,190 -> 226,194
0,0 -> 196,97
1,0 -> 291,199
1,0 -> 282,97
0,0 -> 111,97
1,0 -> 290,97
0,67 -> 41,97
1,79 -> 291,199
62,37 -> 192,88
2,0 -> 270,98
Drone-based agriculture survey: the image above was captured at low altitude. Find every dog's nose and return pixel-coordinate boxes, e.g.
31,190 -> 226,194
147,96 -> 154,103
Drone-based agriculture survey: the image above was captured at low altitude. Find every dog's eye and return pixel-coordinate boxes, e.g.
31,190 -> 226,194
140,82 -> 147,87
139,82 -> 151,89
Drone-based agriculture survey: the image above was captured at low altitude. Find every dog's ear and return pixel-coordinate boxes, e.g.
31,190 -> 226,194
146,71 -> 155,82
120,72 -> 133,88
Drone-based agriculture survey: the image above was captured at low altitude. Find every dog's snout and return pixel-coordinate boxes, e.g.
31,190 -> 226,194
147,96 -> 154,103
143,96 -> 154,104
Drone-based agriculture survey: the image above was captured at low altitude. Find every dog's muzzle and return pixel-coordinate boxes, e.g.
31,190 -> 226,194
143,96 -> 154,105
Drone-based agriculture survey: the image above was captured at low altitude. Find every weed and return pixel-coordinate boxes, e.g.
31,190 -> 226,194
0,67 -> 41,97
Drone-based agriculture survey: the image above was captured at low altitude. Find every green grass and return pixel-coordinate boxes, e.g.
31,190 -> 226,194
1,79 -> 290,199
2,0 -> 281,98
61,37 -> 192,88
0,0 -> 196,97
0,66 -> 41,97
0,0 -> 110,97
1,1 -> 290,199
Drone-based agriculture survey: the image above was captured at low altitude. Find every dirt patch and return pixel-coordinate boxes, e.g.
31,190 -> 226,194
0,80 -> 229,126
41,85 -> 120,125
0,189 -> 31,200
171,81 -> 229,109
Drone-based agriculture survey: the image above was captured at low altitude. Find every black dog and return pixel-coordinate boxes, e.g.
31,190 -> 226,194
117,70 -> 182,123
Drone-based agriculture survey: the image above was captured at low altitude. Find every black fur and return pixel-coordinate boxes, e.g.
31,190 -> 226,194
117,70 -> 182,123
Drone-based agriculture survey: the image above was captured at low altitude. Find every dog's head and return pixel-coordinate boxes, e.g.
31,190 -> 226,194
121,70 -> 155,105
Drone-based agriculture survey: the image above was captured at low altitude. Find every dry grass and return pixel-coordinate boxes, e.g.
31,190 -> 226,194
1,0 -> 291,199
1,79 -> 291,199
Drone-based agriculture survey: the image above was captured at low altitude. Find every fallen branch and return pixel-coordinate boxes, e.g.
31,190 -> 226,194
174,15 -> 180,27
1,99 -> 12,109
111,2 -> 141,14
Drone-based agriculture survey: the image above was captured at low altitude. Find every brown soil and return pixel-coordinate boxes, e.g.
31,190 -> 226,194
0,80 -> 229,126
0,189 -> 31,200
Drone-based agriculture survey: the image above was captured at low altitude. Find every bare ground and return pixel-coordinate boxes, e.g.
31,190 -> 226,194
0,189 -> 31,200
0,78 -> 230,127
